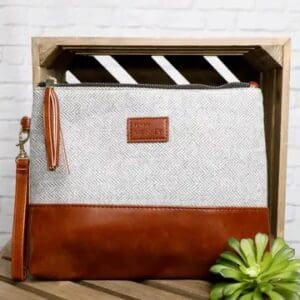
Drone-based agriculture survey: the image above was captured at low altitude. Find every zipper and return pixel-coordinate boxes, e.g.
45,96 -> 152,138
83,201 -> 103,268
40,80 -> 258,90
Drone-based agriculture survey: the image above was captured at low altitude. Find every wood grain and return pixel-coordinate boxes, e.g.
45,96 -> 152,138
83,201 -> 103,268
82,280 -> 190,299
0,248 -> 121,299
145,280 -> 210,300
276,39 -> 291,237
0,281 -> 45,300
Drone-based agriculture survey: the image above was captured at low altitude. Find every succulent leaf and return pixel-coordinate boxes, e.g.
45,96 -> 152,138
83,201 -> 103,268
274,282 -> 300,293
284,259 -> 300,272
209,283 -> 227,300
239,292 -> 254,299
239,264 -> 260,278
220,269 -> 246,281
240,238 -> 256,266
228,238 -> 248,265
273,287 -> 300,300
259,260 -> 290,280
269,271 -> 300,282
216,258 -> 241,269
264,290 -> 285,300
252,287 -> 264,300
209,233 -> 300,300
225,288 -> 245,300
258,282 -> 273,293
271,238 -> 287,256
255,233 -> 268,263
273,246 -> 295,263
220,251 -> 245,267
210,264 -> 235,274
260,252 -> 273,273
223,282 -> 249,296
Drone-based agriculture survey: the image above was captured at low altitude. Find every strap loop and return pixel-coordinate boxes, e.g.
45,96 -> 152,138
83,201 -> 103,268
11,159 -> 29,281
11,116 -> 30,281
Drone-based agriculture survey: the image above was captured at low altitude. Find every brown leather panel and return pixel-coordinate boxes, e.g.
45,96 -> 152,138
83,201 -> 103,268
11,158 -> 30,281
27,205 -> 269,280
127,117 -> 169,143
43,87 -> 60,170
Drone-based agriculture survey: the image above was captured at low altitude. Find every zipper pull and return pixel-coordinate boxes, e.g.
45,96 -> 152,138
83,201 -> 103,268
43,77 -> 60,170
45,77 -> 57,87
250,81 -> 259,88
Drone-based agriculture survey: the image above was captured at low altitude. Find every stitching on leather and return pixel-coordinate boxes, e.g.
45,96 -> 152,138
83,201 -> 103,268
26,198 -> 33,275
24,177 -> 30,279
29,204 -> 268,212
11,172 -> 18,276
20,162 -> 28,279
18,166 -> 24,278
127,117 -> 168,142
13,160 -> 29,279
22,173 -> 28,278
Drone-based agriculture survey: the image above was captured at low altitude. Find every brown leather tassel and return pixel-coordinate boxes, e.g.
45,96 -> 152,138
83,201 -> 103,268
43,87 -> 60,170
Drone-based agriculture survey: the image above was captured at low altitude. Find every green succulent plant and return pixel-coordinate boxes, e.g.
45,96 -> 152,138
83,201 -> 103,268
210,233 -> 300,300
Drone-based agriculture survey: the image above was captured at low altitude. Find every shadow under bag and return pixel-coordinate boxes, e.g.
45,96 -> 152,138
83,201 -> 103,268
11,81 -> 269,281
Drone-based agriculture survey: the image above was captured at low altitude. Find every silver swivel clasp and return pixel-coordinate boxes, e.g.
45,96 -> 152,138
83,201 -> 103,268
16,117 -> 30,160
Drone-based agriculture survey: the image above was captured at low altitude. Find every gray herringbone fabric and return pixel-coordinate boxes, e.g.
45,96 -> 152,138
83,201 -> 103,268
30,86 -> 267,207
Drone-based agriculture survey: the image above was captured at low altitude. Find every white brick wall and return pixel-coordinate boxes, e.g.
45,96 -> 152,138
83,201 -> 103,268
0,0 -> 299,255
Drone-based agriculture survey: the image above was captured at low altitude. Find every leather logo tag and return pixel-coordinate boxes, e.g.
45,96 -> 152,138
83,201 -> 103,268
127,117 -> 169,143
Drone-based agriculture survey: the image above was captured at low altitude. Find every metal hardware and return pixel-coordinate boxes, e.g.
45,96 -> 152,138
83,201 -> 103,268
45,76 -> 57,88
16,129 -> 29,160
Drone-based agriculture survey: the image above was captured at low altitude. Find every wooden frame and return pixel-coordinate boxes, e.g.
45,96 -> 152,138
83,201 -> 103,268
31,37 -> 291,238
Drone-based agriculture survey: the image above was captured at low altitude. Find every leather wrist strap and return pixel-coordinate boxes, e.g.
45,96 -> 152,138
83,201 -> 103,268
11,158 -> 29,281
11,116 -> 30,281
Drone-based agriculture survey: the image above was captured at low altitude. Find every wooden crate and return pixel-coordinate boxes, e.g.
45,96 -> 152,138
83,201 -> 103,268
32,37 -> 291,238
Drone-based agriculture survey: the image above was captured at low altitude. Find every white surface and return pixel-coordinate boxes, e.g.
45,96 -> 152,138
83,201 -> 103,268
0,0 -> 299,255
